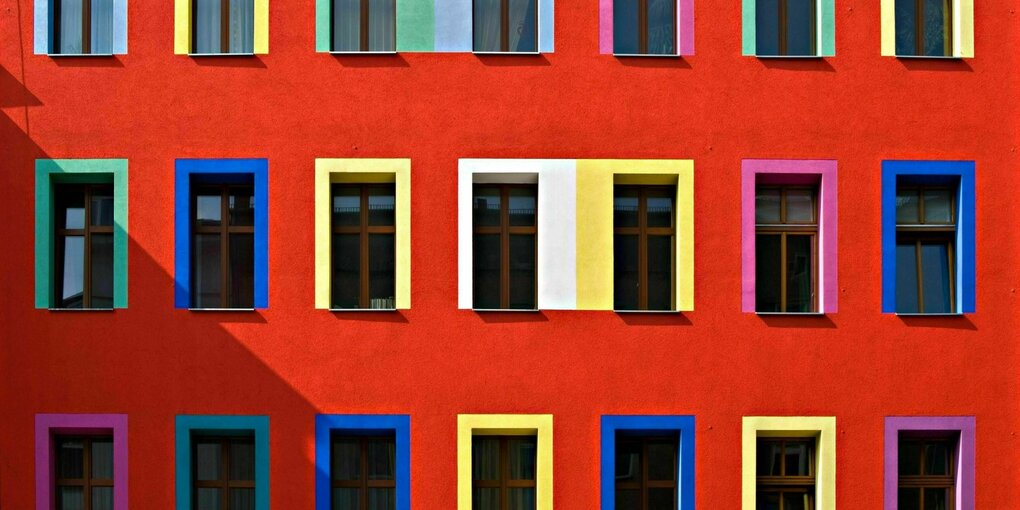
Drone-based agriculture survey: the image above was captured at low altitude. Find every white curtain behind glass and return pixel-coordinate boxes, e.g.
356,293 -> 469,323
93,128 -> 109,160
91,0 -> 114,53
229,0 -> 254,53
332,0 -> 361,50
473,0 -> 500,51
194,0 -> 221,53
368,0 -> 395,51
58,0 -> 84,53
507,0 -> 536,52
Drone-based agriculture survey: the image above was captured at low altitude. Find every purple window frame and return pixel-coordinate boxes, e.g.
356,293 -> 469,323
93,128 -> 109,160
35,414 -> 129,510
884,416 -> 975,510
741,159 -> 838,313
599,0 -> 695,55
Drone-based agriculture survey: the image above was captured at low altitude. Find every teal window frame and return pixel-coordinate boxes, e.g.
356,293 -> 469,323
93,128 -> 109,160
175,415 -> 270,510
741,0 -> 835,56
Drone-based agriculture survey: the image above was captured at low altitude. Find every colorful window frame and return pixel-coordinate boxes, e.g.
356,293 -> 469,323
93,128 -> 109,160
575,159 -> 695,311
314,159 -> 410,310
598,0 -> 694,55
33,0 -> 128,54
36,414 -> 129,510
173,0 -> 269,54
741,159 -> 837,314
741,0 -> 835,56
457,414 -> 553,510
600,415 -> 695,510
174,159 -> 269,309
175,415 -> 270,510
35,159 -> 129,309
314,414 -> 411,510
881,160 -> 975,314
880,0 -> 973,57
884,417 -> 974,510
742,416 -> 836,510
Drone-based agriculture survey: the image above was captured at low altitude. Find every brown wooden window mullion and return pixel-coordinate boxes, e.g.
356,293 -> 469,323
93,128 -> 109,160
82,0 -> 92,53
637,0 -> 648,54
500,186 -> 510,309
778,0 -> 787,55
221,0 -> 230,52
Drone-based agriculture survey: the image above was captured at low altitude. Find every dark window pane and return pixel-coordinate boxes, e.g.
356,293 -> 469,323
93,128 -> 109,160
757,492 -> 780,510
58,188 -> 86,229
473,234 -> 500,309
333,187 -> 361,227
615,438 -> 641,482
60,235 -> 85,308
333,0 -> 361,51
922,0 -> 949,56
785,0 -> 815,55
90,0 -> 113,52
473,488 -> 499,510
228,233 -> 255,308
196,488 -> 221,510
756,441 -> 781,476
92,438 -> 114,479
755,0 -> 780,55
195,441 -> 221,481
755,188 -> 781,224
472,437 -> 500,481
473,0 -> 500,51
613,0 -> 639,53
784,441 -> 813,476
920,242 -> 952,313
508,0 -> 537,52
333,488 -> 359,510
90,189 -> 114,226
895,241 -> 920,313
509,234 -> 536,309
508,487 -> 537,510
646,192 -> 674,228
648,488 -> 675,510
369,234 -> 396,309
92,487 -> 114,510
194,0 -> 223,53
57,0 -> 84,53
614,489 -> 640,509
895,0 -> 918,55
508,188 -> 537,227
230,441 -> 255,481
924,442 -> 950,475
647,235 -> 673,310
368,488 -> 396,510
647,0 -> 675,54
473,187 -> 501,227
786,235 -> 814,313
90,234 -> 114,308
368,188 -> 395,226
896,188 -> 920,224
647,440 -> 676,481
613,234 -> 639,310
924,488 -> 949,510
785,189 -> 815,223
229,188 -> 255,227
227,0 -> 254,53
332,437 -> 360,481
898,488 -> 921,510
899,441 -> 922,475
614,189 -> 639,227
332,234 -> 360,308
58,487 -> 85,510
783,492 -> 810,510
230,488 -> 255,510
368,438 -> 396,480
509,437 -> 537,480
196,193 -> 222,227
923,189 -> 953,224
57,439 -> 85,478
367,0 -> 396,51
755,235 -> 782,312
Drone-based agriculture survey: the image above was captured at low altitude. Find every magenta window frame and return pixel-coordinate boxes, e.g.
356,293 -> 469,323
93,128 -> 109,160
599,0 -> 695,55
35,414 -> 129,510
884,416 -> 975,510
741,159 -> 838,313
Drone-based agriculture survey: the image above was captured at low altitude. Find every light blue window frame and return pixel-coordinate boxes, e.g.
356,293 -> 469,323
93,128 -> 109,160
34,0 -> 128,54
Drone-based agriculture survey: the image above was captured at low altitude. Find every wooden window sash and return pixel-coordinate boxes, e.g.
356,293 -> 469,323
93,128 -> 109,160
192,185 -> 254,308
189,0 -> 241,52
53,0 -> 93,53
755,186 -> 819,313
896,185 -> 957,313
756,437 -> 817,508
614,186 -> 677,311
330,435 -> 398,510
774,0 -> 816,55
478,0 -> 538,51
472,184 -> 538,309
55,184 -> 113,308
331,184 -> 397,309
54,435 -> 114,510
898,437 -> 957,510
471,436 -> 538,510
913,0 -> 953,56
192,436 -> 256,510
614,436 -> 679,510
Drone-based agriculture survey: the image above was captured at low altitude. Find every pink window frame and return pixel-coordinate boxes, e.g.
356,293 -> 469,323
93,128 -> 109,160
599,0 -> 695,55
35,414 -> 129,510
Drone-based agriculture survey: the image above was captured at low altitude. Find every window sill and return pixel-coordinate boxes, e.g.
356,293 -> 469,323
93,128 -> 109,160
188,52 -> 256,57
614,309 -> 681,314
329,50 -> 398,55
47,53 -> 115,57
754,55 -> 826,59
755,312 -> 826,316
329,308 -> 398,312
612,53 -> 680,58
894,312 -> 965,317
47,307 -> 115,312
893,54 -> 964,60
472,308 -> 541,313
472,51 -> 542,56
187,307 -> 257,312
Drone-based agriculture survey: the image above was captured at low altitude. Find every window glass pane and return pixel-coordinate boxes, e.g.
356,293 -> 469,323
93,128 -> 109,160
368,188 -> 396,226
90,189 -> 114,226
333,187 -> 361,227
472,437 -> 500,481
228,0 -> 255,53
613,234 -> 639,310
58,486 -> 85,510
333,488 -> 359,510
895,241 -> 920,313
896,188 -> 920,224
60,236 -> 85,308
57,439 -> 85,478
898,488 -> 921,510
755,188 -> 781,224
369,234 -> 396,309
473,0 -> 501,51
58,0 -> 84,54
194,0 -> 222,54
507,0 -> 537,52
508,488 -> 536,510
895,0 -> 918,55
508,187 -> 537,226
473,187 -> 502,227
782,492 -> 810,510
922,0 -> 949,56
90,0 -> 114,53
333,0 -> 361,51
647,235 -> 673,310
920,242 -> 952,313
647,0 -> 675,54
757,492 -> 780,510
922,189 -> 953,224
91,234 -> 114,308
648,488 -> 675,510
473,234 -> 500,309
756,441 -> 781,476
196,193 -> 222,226
923,488 -> 949,510
924,441 -> 950,475
785,189 -> 815,223
368,0 -> 396,50
614,188 -> 639,227
646,192 -> 674,228
899,440 -> 922,475
647,440 -> 675,481
368,437 -> 396,480
368,488 -> 397,510
509,234 -> 537,309
195,441 -> 221,481
785,235 -> 814,313
332,234 -> 361,308
754,0 -> 780,55
755,235 -> 781,312
91,438 -> 114,479
92,487 -> 114,510
59,189 -> 86,229
332,437 -> 360,481
612,0 -> 639,54
472,488 -> 499,510
615,438 -> 641,482
230,488 -> 255,510
784,441 -> 813,476
229,188 -> 255,226
614,489 -> 640,509
785,0 -> 815,55
228,233 -> 255,308
196,488 -> 221,510
230,441 -> 255,481
509,437 -> 537,480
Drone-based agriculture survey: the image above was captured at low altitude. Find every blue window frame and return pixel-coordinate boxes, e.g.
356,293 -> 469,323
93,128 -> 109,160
315,414 -> 411,510
34,0 -> 128,54
175,159 -> 269,309
175,415 -> 270,510
882,160 -> 975,314
601,415 -> 695,510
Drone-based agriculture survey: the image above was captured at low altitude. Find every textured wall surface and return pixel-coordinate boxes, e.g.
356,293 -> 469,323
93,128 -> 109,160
1,0 -> 1018,507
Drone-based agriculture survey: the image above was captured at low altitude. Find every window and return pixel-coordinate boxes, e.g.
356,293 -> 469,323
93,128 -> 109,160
330,434 -> 397,509
614,434 -> 678,509
191,184 -> 256,309
51,0 -> 114,54
756,438 -> 816,510
175,415 -> 269,510
612,0 -> 675,54
613,185 -> 675,311
755,0 -> 815,55
36,414 -> 128,510
472,184 -> 537,310
894,184 -> 956,313
897,433 -> 956,510
191,0 -> 255,53
54,435 -> 115,510
331,184 -> 396,310
53,184 -> 115,309
473,0 -> 537,52
895,0 -> 951,56
472,436 -> 538,510
332,0 -> 396,51
754,186 -> 817,313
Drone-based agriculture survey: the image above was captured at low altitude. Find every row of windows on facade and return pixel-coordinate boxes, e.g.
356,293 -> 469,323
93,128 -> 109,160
45,0 -> 960,57
51,179 -> 961,315
40,415 -> 966,510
